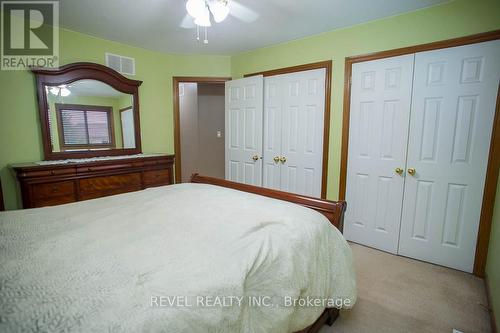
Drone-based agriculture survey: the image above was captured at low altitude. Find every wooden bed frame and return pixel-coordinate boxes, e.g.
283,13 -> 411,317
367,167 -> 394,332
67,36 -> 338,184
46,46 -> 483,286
191,174 -> 346,232
190,174 -> 347,333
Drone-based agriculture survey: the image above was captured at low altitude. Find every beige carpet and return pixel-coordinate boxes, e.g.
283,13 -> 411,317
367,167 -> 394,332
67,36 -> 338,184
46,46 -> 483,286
320,243 -> 491,333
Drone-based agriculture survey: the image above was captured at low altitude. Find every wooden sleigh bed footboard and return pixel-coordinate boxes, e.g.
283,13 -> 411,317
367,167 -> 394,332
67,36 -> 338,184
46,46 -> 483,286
190,174 -> 346,332
190,174 -> 347,232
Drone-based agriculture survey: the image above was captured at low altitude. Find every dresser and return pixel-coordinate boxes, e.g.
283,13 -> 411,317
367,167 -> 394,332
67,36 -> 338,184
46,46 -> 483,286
12,154 -> 175,208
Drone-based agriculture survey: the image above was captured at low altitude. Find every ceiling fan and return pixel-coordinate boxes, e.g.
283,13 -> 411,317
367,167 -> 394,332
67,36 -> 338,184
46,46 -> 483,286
180,0 -> 259,44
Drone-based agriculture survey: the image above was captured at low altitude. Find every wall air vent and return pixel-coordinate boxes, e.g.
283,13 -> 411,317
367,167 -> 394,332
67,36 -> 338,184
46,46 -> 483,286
105,53 -> 135,75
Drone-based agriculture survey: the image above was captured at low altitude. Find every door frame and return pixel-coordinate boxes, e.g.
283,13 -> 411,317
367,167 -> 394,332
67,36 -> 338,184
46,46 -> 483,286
173,76 -> 231,183
119,106 -> 133,148
339,29 -> 500,277
245,60 -> 332,199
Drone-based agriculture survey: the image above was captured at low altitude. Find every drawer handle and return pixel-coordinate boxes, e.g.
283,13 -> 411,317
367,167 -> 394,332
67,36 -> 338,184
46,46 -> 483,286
51,187 -> 58,193
50,171 -> 55,175
87,168 -> 93,172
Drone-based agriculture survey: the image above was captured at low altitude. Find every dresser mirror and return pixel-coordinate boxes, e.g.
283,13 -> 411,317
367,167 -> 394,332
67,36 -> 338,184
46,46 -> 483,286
32,62 -> 143,160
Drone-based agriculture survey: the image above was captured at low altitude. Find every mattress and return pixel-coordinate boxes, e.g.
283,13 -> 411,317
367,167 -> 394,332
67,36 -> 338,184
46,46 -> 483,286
0,183 -> 356,332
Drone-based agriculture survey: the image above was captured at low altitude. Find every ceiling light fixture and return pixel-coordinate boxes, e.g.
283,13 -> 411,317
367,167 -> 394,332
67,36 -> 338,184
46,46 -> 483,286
186,0 -> 206,18
194,5 -> 211,27
209,0 -> 229,23
185,0 -> 229,44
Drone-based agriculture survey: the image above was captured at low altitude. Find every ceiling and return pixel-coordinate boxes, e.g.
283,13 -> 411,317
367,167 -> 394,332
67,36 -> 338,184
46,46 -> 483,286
59,0 -> 449,55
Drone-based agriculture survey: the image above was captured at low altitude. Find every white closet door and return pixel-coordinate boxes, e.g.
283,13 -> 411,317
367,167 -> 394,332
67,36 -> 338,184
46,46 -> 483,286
280,68 -> 326,197
225,75 -> 264,186
344,55 -> 415,253
262,75 -> 283,190
398,40 -> 500,272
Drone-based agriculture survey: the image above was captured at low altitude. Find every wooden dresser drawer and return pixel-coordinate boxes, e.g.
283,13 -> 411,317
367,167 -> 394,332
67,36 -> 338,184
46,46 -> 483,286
143,169 -> 171,187
31,181 -> 77,208
18,167 -> 76,179
79,173 -> 142,200
77,163 -> 134,174
32,194 -> 77,208
32,181 -> 76,199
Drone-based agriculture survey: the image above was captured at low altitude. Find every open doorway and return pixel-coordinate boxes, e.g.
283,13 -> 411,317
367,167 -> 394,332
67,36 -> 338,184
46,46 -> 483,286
173,77 -> 230,183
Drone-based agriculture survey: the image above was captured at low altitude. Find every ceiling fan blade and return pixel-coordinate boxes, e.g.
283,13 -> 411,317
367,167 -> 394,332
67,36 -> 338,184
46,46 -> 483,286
229,0 -> 259,23
180,13 -> 195,29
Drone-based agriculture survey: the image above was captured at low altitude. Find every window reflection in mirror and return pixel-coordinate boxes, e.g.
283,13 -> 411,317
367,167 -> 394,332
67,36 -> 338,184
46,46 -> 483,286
45,79 -> 135,152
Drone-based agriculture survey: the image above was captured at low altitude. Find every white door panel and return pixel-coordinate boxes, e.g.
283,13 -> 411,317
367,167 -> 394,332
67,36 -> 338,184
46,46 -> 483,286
398,40 -> 500,272
262,76 -> 283,190
280,68 -> 326,197
344,54 -> 415,253
225,76 -> 264,186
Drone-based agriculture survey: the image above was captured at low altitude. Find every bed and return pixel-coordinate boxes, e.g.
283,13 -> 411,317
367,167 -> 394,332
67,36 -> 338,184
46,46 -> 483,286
0,174 -> 356,332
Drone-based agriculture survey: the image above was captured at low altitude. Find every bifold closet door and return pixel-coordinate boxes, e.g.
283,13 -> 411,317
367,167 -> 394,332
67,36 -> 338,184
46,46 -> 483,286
344,54 -> 415,253
262,75 -> 283,190
225,75 -> 264,186
398,40 -> 500,272
262,69 -> 326,197
280,69 -> 326,197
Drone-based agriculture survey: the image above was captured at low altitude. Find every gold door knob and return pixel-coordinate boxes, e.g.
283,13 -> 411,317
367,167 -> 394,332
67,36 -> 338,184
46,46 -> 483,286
274,156 -> 280,163
279,156 -> 287,163
407,168 -> 416,176
252,155 -> 259,162
395,167 -> 403,175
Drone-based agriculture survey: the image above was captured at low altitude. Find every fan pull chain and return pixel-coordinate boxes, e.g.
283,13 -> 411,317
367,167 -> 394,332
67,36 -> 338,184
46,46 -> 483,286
204,27 -> 208,44
196,25 -> 200,42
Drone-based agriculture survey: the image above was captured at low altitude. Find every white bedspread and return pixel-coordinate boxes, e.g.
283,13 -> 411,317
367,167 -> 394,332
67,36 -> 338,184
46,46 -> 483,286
0,183 -> 356,333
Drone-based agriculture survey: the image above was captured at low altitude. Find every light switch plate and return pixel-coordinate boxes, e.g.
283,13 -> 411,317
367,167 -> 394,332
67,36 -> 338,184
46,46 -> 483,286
216,130 -> 222,138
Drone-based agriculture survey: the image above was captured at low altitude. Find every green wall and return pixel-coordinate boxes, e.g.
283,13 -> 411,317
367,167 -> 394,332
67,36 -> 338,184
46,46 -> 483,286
0,27 -> 230,210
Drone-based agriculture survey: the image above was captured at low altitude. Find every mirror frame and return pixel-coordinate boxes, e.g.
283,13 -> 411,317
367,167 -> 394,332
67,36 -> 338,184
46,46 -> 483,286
32,62 -> 143,160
